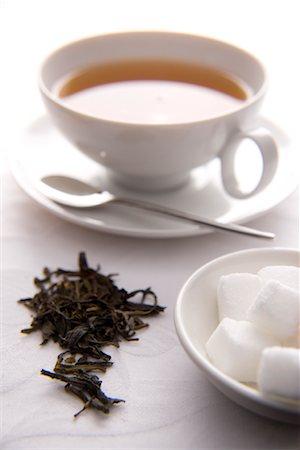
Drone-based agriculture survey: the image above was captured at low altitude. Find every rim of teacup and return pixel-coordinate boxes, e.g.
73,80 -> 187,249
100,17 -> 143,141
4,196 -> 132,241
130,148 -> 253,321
39,30 -> 269,128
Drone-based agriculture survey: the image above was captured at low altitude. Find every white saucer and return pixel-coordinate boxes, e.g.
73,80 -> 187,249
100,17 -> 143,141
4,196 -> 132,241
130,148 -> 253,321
10,115 -> 298,238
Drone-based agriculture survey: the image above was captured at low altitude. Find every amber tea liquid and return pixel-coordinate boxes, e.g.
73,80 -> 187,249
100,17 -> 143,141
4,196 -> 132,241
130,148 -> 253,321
57,59 -> 250,124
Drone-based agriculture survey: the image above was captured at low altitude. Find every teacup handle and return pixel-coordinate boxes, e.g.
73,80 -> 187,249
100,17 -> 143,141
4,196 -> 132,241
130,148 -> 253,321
220,127 -> 279,199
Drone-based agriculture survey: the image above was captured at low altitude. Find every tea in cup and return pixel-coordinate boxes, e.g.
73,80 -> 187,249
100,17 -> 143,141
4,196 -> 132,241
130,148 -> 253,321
39,31 -> 278,196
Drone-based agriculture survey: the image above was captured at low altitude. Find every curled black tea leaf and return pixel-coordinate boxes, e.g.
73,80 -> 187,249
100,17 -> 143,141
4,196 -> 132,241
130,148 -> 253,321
54,351 -> 113,374
41,368 -> 124,417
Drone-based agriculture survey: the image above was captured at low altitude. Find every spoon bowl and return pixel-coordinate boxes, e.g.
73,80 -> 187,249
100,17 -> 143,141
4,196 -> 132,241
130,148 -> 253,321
38,176 -> 116,208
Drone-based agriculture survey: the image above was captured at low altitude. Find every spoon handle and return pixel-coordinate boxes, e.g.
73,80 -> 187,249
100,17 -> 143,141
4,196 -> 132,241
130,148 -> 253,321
115,197 -> 274,239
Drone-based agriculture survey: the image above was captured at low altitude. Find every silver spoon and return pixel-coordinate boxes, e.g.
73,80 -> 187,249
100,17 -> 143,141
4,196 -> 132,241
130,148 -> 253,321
37,175 -> 275,239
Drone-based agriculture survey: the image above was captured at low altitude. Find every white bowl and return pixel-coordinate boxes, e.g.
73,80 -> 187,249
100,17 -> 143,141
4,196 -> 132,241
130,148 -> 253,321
175,247 -> 300,424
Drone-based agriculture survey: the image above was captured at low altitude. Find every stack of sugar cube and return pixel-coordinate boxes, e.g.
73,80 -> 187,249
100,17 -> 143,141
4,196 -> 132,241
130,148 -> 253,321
205,265 -> 300,401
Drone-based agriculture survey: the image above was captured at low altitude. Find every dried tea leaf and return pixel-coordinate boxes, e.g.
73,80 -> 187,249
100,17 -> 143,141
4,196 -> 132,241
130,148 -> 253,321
41,369 -> 124,417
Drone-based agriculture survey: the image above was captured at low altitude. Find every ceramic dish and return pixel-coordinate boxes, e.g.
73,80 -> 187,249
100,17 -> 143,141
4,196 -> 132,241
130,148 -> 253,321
10,115 -> 299,238
175,247 -> 300,424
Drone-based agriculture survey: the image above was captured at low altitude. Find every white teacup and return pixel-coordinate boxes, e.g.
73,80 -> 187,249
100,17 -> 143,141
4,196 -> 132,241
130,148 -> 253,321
39,31 -> 278,196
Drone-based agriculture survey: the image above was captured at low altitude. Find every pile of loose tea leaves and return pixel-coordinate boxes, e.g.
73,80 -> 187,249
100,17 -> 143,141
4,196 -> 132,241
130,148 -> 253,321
19,252 -> 165,418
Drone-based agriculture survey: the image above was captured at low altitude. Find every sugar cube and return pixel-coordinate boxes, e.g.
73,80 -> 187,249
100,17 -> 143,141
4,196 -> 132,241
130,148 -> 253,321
205,318 -> 279,382
258,346 -> 300,400
247,280 -> 300,341
258,265 -> 300,291
217,273 -> 262,321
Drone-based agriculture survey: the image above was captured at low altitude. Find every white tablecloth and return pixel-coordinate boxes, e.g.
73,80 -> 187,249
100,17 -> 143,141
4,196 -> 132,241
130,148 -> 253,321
1,1 -> 299,449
